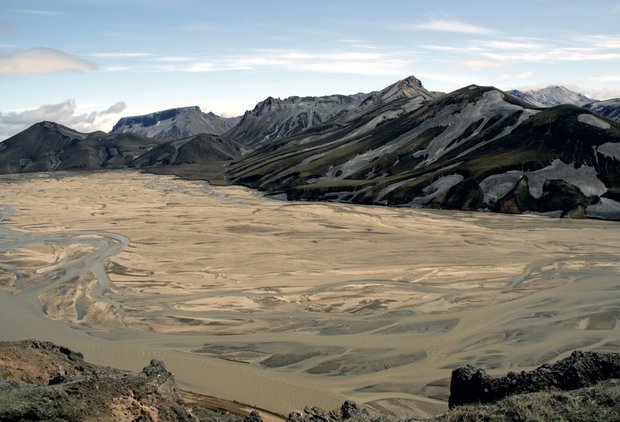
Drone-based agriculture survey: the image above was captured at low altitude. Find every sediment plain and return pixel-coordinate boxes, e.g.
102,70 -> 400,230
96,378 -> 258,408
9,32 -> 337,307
0,170 -> 619,418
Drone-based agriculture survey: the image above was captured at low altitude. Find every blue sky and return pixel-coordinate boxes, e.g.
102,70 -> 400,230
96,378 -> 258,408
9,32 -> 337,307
1,0 -> 619,138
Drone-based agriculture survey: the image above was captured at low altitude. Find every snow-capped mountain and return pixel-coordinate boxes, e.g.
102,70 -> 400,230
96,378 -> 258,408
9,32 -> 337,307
509,86 -> 595,108
111,106 -> 240,140
583,98 -> 620,123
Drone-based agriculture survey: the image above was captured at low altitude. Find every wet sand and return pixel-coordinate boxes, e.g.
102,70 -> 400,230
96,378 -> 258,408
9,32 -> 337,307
0,170 -> 619,418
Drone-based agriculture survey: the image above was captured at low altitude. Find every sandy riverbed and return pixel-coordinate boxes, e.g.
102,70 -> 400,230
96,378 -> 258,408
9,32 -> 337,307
0,170 -> 619,418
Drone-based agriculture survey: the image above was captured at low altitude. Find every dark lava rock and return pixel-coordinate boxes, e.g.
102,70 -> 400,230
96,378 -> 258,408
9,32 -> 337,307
286,400 -> 367,422
449,350 -> 620,408
142,359 -> 172,381
244,410 -> 264,422
339,400 -> 362,420
0,340 -> 197,421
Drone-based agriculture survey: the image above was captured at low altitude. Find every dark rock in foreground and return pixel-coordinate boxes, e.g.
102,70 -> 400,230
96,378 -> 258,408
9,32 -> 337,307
2,340 -> 619,421
449,350 -> 620,408
286,400 -> 367,422
0,339 -> 196,421
244,410 -> 264,422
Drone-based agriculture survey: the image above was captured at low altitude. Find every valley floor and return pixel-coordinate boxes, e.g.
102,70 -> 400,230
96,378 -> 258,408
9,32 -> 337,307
0,170 -> 619,418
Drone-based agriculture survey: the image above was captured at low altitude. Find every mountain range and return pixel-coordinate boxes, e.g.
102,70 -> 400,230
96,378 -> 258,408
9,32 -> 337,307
111,106 -> 240,141
509,86 -> 595,108
1,77 -> 619,220
0,121 -> 240,174
509,86 -> 620,123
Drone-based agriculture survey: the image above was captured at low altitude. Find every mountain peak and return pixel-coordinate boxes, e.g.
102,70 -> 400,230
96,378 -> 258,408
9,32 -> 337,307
509,85 -> 595,108
369,75 -> 434,105
111,106 -> 238,140
400,75 -> 425,88
37,120 -> 64,129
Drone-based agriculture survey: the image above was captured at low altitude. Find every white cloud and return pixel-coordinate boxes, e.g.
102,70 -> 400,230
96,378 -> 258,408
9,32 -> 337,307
414,71 -> 475,90
423,33 -> 620,72
482,48 -> 620,63
183,62 -> 219,72
423,44 -> 484,53
500,71 -> 533,80
336,39 -> 380,49
91,52 -> 154,58
588,75 -> 620,82
460,59 -> 503,69
485,40 -> 544,50
0,100 -> 126,140
151,56 -> 193,62
101,65 -> 131,72
84,45 -> 413,77
574,35 -> 620,49
404,19 -> 494,34
178,49 -> 413,76
0,48 -> 96,75
585,88 -> 620,100
14,9 -> 64,16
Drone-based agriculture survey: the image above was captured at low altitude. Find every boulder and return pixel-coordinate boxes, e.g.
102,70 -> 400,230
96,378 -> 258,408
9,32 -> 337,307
244,410 -> 264,422
285,401 -> 367,422
449,350 -> 620,408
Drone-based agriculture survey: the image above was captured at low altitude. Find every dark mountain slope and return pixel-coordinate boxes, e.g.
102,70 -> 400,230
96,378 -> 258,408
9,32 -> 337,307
229,85 -> 620,220
584,98 -> 620,123
129,133 -> 241,168
0,121 -> 164,173
225,94 -> 368,147
228,86 -> 535,195
225,76 -> 437,148
0,121 -> 240,175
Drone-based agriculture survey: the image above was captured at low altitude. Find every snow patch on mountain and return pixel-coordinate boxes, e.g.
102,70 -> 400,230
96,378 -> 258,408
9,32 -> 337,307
584,98 -> 620,123
578,114 -> 611,130
480,160 -> 607,205
597,142 -> 620,161
587,198 -> 620,220
410,174 -> 464,206
480,172 -> 524,204
412,90 -> 531,168
527,160 -> 606,198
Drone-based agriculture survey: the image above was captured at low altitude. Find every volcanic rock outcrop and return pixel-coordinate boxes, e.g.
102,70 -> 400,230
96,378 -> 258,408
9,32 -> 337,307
448,350 -> 620,408
0,340 -> 196,421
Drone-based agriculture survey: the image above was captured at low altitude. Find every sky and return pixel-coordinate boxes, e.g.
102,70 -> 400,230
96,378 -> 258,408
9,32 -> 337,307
1,0 -> 619,139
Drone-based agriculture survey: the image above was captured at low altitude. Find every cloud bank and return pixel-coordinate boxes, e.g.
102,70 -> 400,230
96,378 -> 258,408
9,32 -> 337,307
0,100 -> 126,140
406,19 -> 494,34
0,48 -> 96,75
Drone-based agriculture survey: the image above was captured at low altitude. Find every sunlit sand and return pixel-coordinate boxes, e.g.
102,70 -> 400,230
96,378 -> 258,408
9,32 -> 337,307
1,171 -> 619,418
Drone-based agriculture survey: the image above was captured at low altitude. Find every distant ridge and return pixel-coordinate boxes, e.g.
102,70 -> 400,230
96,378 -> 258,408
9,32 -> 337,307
225,93 -> 369,146
111,106 -> 240,140
228,80 -> 620,220
1,75 -> 620,220
0,120 -> 240,174
509,86 -> 595,107
584,98 -> 620,123
226,75 -> 438,147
